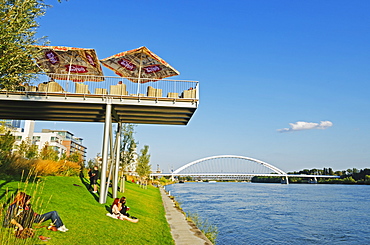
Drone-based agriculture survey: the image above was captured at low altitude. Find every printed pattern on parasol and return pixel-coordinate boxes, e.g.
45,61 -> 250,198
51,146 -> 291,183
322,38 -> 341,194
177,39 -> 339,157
34,45 -> 104,82
100,46 -> 179,83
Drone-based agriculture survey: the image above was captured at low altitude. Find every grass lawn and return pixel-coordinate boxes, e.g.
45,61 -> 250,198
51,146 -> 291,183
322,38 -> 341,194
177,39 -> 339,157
0,174 -> 174,245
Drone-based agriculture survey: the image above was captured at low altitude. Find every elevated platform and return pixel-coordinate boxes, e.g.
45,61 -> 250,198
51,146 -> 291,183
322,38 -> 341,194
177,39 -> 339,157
0,75 -> 199,125
0,92 -> 197,125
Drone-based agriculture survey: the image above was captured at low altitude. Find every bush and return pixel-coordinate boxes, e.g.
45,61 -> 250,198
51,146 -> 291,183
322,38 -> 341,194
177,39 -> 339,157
0,154 -> 34,176
33,160 -> 81,176
0,157 -> 81,177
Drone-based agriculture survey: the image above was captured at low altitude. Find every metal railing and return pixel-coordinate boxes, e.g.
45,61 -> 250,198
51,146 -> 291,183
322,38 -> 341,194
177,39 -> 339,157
10,74 -> 199,100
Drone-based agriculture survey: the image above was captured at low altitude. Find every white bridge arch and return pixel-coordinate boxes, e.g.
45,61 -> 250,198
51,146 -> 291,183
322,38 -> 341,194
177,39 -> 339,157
172,155 -> 287,176
151,155 -> 340,184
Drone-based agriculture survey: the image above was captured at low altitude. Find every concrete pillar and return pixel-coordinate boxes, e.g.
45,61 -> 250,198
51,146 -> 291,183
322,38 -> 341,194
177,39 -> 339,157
99,101 -> 112,204
281,176 -> 289,184
113,122 -> 121,199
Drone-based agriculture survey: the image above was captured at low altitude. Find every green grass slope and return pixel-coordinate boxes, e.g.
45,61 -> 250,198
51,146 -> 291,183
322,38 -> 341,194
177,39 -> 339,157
0,175 -> 174,245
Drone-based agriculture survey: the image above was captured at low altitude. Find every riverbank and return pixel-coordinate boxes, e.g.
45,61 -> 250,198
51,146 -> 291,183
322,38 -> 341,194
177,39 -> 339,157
160,187 -> 213,245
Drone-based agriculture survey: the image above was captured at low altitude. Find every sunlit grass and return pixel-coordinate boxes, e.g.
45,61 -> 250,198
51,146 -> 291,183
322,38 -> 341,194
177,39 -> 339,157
0,174 -> 174,245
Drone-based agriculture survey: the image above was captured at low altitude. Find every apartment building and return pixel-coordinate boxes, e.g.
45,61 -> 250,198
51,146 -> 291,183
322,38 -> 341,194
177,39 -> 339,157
7,120 -> 87,162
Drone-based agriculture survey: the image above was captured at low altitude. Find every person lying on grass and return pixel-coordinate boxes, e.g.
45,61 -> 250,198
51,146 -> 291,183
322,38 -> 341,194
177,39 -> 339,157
109,197 -> 139,223
3,192 -> 69,232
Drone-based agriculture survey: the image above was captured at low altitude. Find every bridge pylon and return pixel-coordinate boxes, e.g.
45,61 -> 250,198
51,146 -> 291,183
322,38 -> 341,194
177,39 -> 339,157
281,176 -> 289,184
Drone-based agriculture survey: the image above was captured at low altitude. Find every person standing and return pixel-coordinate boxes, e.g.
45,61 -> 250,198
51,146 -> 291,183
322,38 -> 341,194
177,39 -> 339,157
87,168 -> 93,190
91,166 -> 99,193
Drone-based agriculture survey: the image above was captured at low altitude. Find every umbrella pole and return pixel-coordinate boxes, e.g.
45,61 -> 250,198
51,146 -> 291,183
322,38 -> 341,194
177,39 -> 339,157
66,56 -> 73,92
136,51 -> 144,95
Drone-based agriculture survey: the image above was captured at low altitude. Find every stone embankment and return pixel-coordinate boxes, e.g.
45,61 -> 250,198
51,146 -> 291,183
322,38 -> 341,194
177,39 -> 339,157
160,188 -> 213,245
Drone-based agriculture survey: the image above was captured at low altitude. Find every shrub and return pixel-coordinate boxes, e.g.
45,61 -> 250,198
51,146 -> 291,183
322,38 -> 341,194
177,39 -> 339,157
33,160 -> 81,176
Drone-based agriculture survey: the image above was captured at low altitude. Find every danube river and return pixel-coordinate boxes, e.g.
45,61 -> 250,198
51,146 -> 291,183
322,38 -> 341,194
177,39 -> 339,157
165,182 -> 370,245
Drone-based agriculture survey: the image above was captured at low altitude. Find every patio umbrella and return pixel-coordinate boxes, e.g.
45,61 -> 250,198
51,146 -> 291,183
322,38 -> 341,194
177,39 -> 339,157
34,45 -> 104,82
100,46 -> 179,84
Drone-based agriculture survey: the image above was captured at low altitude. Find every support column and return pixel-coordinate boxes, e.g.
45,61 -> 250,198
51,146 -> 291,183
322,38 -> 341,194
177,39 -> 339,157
113,122 -> 121,199
99,100 -> 112,204
281,176 -> 289,184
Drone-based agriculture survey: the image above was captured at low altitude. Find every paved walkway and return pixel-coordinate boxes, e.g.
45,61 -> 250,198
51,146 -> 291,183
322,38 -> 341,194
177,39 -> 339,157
160,188 -> 213,245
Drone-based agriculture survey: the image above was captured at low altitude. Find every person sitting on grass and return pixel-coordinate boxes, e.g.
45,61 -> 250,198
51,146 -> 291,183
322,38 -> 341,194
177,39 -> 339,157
3,192 -> 69,232
119,196 -> 130,216
108,197 -> 138,223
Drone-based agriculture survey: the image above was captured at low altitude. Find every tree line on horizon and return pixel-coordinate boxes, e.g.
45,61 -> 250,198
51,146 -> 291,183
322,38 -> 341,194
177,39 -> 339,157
252,167 -> 370,184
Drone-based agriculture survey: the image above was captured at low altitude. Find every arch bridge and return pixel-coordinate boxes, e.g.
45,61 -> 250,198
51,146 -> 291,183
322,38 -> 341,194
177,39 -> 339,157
151,155 -> 340,184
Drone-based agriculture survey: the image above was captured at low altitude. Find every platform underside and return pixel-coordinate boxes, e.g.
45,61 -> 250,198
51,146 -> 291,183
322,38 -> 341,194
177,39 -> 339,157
0,92 -> 198,125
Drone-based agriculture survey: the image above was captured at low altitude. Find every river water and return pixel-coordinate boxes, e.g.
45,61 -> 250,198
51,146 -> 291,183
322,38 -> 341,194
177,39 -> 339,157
165,182 -> 370,245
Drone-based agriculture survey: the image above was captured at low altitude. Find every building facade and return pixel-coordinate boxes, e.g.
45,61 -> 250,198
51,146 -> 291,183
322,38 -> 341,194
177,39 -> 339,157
7,120 -> 87,162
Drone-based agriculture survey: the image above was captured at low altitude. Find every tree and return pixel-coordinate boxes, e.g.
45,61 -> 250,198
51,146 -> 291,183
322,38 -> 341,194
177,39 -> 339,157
120,124 -> 138,175
0,131 -> 16,168
120,124 -> 136,166
0,131 -> 15,153
136,145 -> 151,183
67,152 -> 83,164
0,0 -> 49,89
87,159 -> 95,169
39,142 -> 59,161
0,121 -> 9,134
16,138 -> 38,159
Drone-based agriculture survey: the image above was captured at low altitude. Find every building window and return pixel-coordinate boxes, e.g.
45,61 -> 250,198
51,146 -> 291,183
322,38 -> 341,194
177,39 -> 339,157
33,136 -> 40,142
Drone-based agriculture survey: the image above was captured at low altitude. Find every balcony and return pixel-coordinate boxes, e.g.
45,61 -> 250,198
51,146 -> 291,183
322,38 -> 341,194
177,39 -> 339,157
5,74 -> 198,100
0,74 -> 199,125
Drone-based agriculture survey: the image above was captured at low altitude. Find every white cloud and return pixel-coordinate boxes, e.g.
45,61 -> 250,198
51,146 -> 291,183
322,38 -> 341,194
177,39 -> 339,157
277,121 -> 333,133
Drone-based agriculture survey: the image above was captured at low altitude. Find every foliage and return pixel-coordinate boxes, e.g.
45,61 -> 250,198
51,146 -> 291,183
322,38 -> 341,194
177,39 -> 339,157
0,131 -> 15,153
66,152 -> 83,164
0,131 -> 16,168
120,123 -> 137,168
39,142 -> 59,161
159,176 -> 174,186
0,121 -> 9,134
15,138 -> 38,159
0,156 -> 81,176
186,211 -> 218,244
136,145 -> 151,180
33,160 -> 81,176
0,176 -> 174,244
252,167 -> 370,185
0,0 -> 49,89
86,159 -> 95,169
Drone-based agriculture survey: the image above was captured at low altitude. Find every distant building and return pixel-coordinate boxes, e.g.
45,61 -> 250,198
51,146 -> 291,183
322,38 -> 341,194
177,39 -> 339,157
40,129 -> 87,160
1,119 -> 22,129
11,120 -> 87,162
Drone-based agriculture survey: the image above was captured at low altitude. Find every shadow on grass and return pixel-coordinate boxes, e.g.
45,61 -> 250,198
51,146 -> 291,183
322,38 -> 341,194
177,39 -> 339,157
79,173 -> 102,202
78,172 -> 118,203
0,174 -> 24,207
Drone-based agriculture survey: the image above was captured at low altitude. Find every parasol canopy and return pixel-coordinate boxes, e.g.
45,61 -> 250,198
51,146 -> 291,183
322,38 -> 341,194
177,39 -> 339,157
100,46 -> 179,83
34,45 -> 104,82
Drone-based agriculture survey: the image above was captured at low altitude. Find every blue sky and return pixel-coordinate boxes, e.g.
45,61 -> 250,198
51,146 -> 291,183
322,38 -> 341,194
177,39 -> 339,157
34,0 -> 370,172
